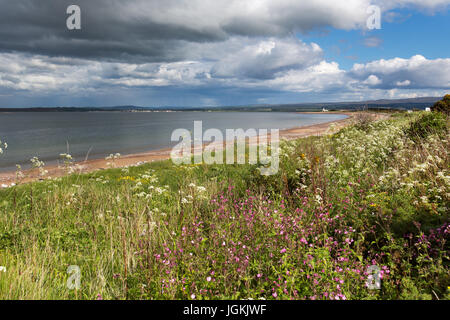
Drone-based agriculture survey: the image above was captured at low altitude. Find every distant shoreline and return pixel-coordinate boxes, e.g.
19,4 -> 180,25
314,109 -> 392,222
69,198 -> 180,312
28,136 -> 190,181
0,112 -> 388,187
0,96 -> 439,113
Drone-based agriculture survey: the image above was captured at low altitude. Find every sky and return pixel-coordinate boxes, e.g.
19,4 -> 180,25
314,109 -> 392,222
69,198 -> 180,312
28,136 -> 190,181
0,0 -> 449,108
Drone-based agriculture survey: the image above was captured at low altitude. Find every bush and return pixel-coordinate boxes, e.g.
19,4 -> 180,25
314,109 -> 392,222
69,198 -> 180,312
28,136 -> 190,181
406,112 -> 448,141
353,112 -> 375,131
431,94 -> 450,115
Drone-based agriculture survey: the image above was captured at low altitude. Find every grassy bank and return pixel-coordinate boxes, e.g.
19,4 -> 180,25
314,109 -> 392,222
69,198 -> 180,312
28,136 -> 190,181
0,112 -> 448,300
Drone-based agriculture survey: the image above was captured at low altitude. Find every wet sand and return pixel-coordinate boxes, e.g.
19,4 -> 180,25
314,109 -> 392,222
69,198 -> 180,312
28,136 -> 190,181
0,112 -> 384,187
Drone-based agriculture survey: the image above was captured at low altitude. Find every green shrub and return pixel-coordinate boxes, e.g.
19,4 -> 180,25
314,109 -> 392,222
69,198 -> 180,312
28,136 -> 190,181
405,112 -> 448,141
431,94 -> 450,115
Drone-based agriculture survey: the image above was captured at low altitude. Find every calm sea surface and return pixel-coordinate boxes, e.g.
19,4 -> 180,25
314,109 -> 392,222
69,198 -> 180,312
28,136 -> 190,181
0,112 -> 347,171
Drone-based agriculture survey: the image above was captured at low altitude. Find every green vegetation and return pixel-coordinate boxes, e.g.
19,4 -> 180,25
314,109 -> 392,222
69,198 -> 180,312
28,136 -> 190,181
406,111 -> 448,141
0,112 -> 448,300
431,94 -> 450,115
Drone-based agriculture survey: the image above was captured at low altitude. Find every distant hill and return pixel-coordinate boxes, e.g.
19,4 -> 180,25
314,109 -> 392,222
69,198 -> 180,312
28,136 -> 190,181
0,106 -> 146,112
201,96 -> 442,112
0,96 -> 443,112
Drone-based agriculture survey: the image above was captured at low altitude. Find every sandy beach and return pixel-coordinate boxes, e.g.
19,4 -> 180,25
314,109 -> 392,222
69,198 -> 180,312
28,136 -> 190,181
0,112 -> 386,186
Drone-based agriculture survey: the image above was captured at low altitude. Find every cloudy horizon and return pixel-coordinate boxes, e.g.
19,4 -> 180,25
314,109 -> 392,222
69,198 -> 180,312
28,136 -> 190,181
0,0 -> 449,108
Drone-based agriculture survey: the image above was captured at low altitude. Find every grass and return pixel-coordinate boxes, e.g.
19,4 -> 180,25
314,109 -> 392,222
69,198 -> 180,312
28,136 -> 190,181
0,111 -> 448,300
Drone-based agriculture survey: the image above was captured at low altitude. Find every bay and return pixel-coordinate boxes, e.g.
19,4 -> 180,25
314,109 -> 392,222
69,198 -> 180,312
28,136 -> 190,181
0,111 -> 347,171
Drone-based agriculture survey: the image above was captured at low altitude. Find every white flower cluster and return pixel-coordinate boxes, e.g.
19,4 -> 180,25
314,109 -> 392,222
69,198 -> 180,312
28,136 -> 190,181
324,118 -> 407,186
30,156 -> 48,177
105,153 -> 121,167
365,115 -> 449,209
0,139 -> 7,155
188,182 -> 207,193
92,175 -> 109,184
133,172 -> 170,199
105,153 -> 121,160
181,195 -> 194,204
59,153 -> 73,161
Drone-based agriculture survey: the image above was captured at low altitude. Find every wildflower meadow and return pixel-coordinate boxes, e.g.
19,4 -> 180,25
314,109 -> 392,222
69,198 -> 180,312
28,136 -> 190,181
0,111 -> 448,300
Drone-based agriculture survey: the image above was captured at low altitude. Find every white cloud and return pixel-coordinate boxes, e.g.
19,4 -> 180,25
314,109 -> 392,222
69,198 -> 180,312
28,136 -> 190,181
122,0 -> 373,35
0,37 -> 325,91
351,55 -> 450,89
120,0 -> 450,36
264,61 -> 347,92
210,37 -> 323,79
0,53 -> 97,92
363,75 -> 383,86
1,48 -> 449,103
396,80 -> 411,86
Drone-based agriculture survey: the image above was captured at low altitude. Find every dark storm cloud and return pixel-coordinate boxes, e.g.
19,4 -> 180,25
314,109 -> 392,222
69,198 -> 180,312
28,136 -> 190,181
0,0 -> 228,62
0,0 -> 374,62
1,0 -> 449,64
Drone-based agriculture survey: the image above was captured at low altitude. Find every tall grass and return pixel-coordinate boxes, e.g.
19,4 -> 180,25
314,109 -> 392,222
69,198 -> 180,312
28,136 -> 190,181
0,111 -> 448,300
